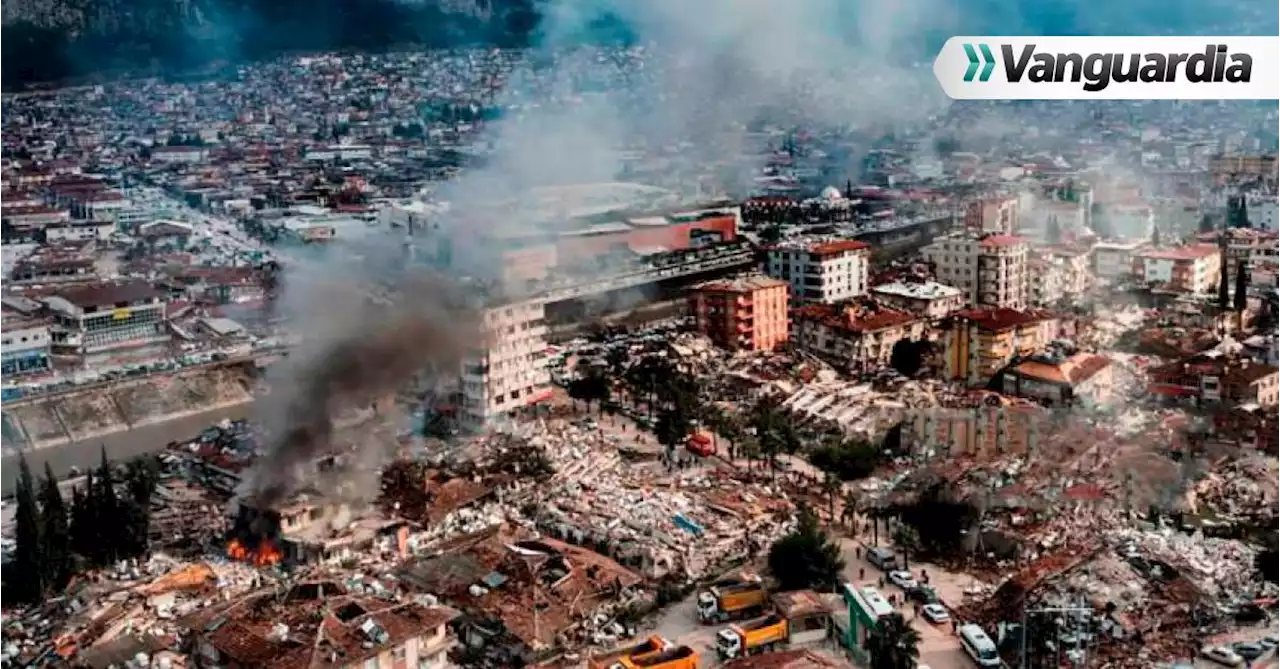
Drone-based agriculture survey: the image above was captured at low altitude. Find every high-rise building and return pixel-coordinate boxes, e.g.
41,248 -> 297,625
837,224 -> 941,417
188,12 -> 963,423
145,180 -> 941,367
764,239 -> 871,304
459,301 -> 551,430
921,233 -> 1030,309
688,275 -> 789,352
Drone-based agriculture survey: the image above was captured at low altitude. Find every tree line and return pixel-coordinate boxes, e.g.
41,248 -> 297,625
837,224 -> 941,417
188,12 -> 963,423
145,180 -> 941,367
8,449 -> 159,605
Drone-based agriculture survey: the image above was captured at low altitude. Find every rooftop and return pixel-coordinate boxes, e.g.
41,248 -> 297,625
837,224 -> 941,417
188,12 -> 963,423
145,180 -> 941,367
51,280 -> 164,309
954,307 -> 1053,332
1012,353 -> 1112,386
694,274 -> 789,294
1136,245 -> 1219,261
871,280 -> 962,301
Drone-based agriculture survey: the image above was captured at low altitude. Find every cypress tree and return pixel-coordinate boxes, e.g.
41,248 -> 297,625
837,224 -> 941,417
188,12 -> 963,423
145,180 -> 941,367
1218,253 -> 1231,310
69,477 -> 93,561
1235,261 -> 1249,312
1199,214 -> 1216,234
11,455 -> 44,603
39,463 -> 72,594
95,447 -> 122,565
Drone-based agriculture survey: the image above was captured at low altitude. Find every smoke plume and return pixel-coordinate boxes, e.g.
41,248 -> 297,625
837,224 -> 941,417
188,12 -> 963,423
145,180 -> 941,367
239,269 -> 479,510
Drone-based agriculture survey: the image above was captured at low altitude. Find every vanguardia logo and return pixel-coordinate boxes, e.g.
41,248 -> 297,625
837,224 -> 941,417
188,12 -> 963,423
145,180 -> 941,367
966,43 -> 1253,91
935,37 -> 1278,100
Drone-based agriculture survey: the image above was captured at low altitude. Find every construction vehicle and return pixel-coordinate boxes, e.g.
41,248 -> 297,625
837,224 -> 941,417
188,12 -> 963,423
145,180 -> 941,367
589,636 -> 672,669
686,430 -> 716,457
609,645 -> 699,669
697,575 -> 767,623
716,613 -> 789,660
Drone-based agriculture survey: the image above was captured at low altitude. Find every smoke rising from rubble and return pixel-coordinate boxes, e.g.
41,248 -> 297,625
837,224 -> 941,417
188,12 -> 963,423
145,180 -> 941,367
239,263 -> 479,511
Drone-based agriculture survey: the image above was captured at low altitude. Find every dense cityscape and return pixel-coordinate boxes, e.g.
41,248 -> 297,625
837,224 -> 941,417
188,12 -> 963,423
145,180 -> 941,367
0,18 -> 1279,669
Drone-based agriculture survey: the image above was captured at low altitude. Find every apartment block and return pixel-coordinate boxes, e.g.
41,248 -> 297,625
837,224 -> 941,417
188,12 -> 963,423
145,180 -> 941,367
1092,240 -> 1147,279
793,301 -> 926,373
964,197 -> 1019,235
688,274 -> 789,352
1130,244 -> 1222,294
0,316 -> 52,376
943,307 -> 1060,386
460,300 -> 551,430
43,280 -> 169,355
764,239 -> 871,304
921,233 -> 1030,309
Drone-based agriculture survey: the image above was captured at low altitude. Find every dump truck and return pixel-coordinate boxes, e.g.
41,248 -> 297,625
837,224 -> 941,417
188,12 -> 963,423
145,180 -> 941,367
588,636 -> 672,669
697,575 -> 767,623
716,613 -> 790,660
609,645 -> 699,669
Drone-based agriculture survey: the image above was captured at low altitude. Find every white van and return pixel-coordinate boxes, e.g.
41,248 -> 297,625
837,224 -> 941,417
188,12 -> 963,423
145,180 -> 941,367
958,624 -> 1001,668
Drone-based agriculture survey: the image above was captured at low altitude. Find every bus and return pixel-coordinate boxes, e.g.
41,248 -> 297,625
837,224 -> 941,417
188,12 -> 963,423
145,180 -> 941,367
958,624 -> 1001,668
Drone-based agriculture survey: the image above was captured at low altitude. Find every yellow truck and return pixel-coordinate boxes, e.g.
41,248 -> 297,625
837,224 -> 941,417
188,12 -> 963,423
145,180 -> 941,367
610,645 -> 699,669
588,636 -> 672,669
697,575 -> 767,623
716,613 -> 789,660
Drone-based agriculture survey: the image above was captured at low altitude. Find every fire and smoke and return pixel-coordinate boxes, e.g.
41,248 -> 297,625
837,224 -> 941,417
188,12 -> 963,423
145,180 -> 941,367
239,272 -> 479,512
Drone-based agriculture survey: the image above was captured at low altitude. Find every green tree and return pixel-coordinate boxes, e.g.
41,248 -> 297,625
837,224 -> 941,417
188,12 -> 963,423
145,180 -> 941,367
809,436 -> 882,481
867,613 -> 922,669
567,369 -> 610,415
767,506 -> 845,592
822,471 -> 843,525
892,523 -> 920,571
10,455 -> 44,603
1199,213 -> 1217,234
69,471 -> 94,560
654,400 -> 694,452
1218,253 -> 1231,310
122,457 -> 159,559
751,398 -> 799,480
94,447 -> 123,566
39,463 -> 72,594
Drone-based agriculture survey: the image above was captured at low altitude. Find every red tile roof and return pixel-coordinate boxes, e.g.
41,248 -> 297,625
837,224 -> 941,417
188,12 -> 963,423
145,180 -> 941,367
809,240 -> 871,256
1136,244 -> 1219,261
954,307 -> 1052,331
979,234 -> 1025,248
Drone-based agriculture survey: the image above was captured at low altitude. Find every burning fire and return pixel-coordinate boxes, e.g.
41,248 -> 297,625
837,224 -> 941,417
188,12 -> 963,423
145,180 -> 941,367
226,538 -> 284,566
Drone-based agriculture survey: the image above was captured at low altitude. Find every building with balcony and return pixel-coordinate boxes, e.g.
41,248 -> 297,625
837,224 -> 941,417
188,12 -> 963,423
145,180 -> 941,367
1130,244 -> 1221,294
793,301 -> 926,373
688,274 -> 789,352
1092,239 -> 1147,280
943,307 -> 1060,386
764,239 -> 871,304
43,280 -> 169,355
921,233 -> 1030,309
869,280 -> 966,319
460,301 -> 551,430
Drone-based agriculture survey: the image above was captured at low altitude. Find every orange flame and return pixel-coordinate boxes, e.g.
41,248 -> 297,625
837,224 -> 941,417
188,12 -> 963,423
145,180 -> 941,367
226,538 -> 283,567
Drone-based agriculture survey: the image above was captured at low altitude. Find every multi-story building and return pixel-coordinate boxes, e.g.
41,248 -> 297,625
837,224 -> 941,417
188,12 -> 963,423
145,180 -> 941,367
793,301 -> 926,373
0,316 -> 52,376
44,219 -> 114,243
869,280 -> 966,319
921,233 -> 1029,309
1092,239 -> 1147,279
764,239 -> 871,304
1021,198 -> 1085,241
1208,154 -> 1277,189
688,274 -> 789,352
1246,194 -> 1279,231
1104,203 -> 1155,240
1028,246 -> 1093,307
1130,244 -> 1221,294
460,300 -> 551,430
999,353 -> 1114,408
964,196 -> 1019,235
942,307 -> 1060,386
43,280 -> 169,355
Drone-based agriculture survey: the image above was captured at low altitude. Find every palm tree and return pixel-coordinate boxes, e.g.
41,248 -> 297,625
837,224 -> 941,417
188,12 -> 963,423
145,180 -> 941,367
866,613 -> 921,669
892,523 -> 920,571
822,471 -> 842,526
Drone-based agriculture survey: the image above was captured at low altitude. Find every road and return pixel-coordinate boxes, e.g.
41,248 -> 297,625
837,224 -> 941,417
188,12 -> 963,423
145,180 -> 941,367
1,401 -> 256,494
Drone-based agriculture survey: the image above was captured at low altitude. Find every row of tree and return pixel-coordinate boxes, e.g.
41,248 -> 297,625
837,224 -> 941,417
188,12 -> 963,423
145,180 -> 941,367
9,449 -> 159,604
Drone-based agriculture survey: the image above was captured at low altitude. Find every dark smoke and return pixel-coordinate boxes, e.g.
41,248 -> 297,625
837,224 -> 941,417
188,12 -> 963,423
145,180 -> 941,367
241,275 -> 480,510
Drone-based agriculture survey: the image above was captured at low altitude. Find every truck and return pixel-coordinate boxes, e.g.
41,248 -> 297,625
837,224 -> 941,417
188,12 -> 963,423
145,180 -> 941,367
588,636 -> 672,669
697,575 -> 767,623
716,613 -> 790,660
686,430 -> 716,457
609,645 -> 699,669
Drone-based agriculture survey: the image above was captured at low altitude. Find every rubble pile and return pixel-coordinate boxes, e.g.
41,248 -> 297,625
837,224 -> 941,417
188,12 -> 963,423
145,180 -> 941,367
1113,527 -> 1263,601
1187,457 -> 1280,521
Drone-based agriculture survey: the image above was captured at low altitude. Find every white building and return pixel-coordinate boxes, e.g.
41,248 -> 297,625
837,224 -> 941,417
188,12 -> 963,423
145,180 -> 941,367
764,239 -> 871,304
1247,194 -> 1279,231
921,233 -> 1030,309
44,220 -> 114,243
870,281 -> 966,319
460,301 -> 551,429
151,146 -> 209,164
1,316 -> 52,376
1092,240 -> 1147,279
1105,204 -> 1155,240
1021,199 -> 1086,242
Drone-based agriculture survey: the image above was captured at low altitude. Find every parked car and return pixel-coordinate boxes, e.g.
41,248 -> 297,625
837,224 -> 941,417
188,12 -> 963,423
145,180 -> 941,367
1231,642 -> 1265,661
1259,635 -> 1279,651
888,570 -> 919,591
922,604 -> 950,624
907,585 -> 940,604
1201,645 -> 1244,667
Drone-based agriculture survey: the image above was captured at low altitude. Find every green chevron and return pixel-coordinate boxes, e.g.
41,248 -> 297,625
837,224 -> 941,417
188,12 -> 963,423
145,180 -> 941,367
963,43 -> 980,82
978,44 -> 996,81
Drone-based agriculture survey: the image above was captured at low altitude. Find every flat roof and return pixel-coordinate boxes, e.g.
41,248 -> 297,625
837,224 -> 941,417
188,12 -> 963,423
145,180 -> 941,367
872,281 -> 962,301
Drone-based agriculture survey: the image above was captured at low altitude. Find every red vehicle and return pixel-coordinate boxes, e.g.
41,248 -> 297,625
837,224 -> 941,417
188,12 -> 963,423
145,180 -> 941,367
686,431 -> 717,457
